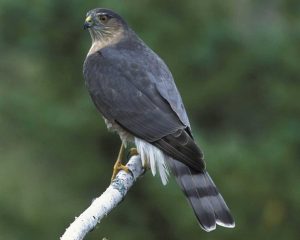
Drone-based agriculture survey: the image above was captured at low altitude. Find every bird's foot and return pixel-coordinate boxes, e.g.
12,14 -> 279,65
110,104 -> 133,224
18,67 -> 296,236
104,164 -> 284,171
111,159 -> 130,181
129,148 -> 139,157
126,147 -> 139,161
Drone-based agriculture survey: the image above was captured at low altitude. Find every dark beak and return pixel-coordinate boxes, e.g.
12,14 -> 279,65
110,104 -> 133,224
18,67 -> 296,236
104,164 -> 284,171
83,22 -> 91,30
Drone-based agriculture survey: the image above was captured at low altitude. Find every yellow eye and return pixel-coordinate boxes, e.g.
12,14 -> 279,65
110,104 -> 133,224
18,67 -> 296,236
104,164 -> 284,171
99,15 -> 108,23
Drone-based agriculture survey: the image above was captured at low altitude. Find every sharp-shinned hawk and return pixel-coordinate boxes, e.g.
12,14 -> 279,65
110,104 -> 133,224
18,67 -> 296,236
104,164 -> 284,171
83,8 -> 234,231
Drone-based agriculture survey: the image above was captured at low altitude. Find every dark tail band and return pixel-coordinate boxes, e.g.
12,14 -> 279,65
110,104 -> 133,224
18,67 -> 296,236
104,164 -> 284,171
167,158 -> 235,231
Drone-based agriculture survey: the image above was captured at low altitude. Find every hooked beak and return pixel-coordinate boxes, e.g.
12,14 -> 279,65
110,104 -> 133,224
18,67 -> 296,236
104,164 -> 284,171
83,15 -> 93,30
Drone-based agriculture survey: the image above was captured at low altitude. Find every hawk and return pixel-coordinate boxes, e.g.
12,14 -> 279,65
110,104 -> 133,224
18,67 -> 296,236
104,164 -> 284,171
83,8 -> 235,231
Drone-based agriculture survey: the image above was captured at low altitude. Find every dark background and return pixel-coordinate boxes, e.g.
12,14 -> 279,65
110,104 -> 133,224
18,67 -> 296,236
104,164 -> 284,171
0,0 -> 299,239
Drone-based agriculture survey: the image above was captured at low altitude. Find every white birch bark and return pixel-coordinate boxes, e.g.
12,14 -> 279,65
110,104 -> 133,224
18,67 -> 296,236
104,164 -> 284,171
60,155 -> 144,240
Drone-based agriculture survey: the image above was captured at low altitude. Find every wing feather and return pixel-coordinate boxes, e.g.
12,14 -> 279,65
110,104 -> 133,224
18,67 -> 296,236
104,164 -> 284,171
83,46 -> 205,170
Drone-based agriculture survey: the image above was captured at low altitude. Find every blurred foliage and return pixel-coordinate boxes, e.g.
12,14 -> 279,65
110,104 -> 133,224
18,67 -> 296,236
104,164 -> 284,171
0,0 -> 299,239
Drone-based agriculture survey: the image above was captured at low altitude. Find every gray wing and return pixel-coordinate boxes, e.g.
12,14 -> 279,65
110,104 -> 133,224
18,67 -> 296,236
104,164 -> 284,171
83,46 -> 204,171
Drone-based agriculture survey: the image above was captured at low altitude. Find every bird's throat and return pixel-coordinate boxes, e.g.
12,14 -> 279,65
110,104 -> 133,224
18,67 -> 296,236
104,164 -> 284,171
87,30 -> 124,56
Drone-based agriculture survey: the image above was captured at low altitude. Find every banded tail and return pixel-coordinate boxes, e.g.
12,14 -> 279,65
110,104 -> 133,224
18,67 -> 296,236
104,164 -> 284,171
167,159 -> 235,231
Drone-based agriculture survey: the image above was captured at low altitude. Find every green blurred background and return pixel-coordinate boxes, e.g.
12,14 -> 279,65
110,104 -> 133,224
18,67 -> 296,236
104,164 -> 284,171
0,0 -> 299,239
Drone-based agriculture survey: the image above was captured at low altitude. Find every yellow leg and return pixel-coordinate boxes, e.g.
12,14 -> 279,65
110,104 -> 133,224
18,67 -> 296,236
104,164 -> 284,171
111,143 -> 130,181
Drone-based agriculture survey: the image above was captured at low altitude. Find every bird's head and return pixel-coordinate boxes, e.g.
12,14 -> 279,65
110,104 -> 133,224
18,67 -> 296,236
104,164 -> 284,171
84,8 -> 128,43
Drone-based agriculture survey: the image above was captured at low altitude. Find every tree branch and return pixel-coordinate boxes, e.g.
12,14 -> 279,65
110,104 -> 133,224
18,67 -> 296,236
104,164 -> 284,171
60,155 -> 144,240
